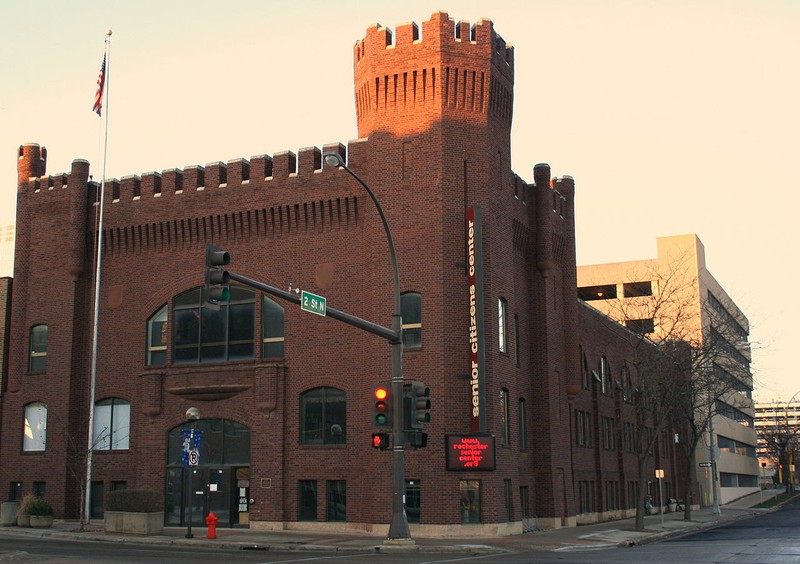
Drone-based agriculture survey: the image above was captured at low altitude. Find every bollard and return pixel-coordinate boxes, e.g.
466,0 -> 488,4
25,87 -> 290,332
205,511 -> 218,539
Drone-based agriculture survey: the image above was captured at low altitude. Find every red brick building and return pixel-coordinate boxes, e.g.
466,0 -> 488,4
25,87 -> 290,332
2,12 -> 684,535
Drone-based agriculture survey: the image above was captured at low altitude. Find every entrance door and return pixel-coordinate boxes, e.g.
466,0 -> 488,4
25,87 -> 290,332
165,466 -> 244,527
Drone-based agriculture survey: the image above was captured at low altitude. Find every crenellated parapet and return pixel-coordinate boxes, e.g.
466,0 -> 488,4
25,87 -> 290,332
353,11 -> 514,139
16,141 -> 363,204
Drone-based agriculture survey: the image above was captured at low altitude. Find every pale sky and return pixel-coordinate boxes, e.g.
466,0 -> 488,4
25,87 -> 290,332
2,0 -> 798,401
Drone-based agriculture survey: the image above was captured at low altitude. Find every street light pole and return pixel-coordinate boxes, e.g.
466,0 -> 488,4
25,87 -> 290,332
323,152 -> 410,541
708,390 -> 721,515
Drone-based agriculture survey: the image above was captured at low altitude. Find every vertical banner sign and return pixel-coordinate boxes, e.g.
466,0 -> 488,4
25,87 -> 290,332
181,429 -> 203,467
466,206 -> 487,432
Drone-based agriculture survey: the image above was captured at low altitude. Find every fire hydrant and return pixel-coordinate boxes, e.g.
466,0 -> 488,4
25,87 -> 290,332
205,512 -> 218,539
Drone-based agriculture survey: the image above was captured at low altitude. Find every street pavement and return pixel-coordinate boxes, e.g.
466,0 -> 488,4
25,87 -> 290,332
0,488 -> 786,558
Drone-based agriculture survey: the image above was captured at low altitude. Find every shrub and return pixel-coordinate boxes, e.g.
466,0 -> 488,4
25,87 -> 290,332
16,492 -> 40,516
105,489 -> 163,513
27,497 -> 53,516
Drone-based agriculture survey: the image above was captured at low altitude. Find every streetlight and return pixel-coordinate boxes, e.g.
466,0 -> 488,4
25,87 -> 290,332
184,407 -> 201,539
708,389 -> 721,515
323,151 -> 410,541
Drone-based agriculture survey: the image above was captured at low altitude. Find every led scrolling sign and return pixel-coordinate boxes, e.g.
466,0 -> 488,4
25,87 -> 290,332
446,434 -> 496,471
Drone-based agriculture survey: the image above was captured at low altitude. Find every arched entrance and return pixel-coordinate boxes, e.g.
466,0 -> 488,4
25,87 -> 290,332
165,419 -> 251,527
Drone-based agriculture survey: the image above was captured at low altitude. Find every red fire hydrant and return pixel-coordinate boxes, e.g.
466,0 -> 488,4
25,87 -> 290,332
205,512 -> 218,539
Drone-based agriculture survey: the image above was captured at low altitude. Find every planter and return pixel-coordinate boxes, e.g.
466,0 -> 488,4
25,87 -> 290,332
29,515 -> 53,528
104,511 -> 163,535
0,501 -> 19,526
16,514 -> 30,527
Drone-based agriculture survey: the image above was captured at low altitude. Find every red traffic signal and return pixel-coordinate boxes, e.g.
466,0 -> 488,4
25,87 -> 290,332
373,385 -> 391,427
372,432 -> 389,450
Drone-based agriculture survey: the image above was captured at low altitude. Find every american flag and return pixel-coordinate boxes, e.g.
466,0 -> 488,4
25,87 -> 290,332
92,54 -> 106,116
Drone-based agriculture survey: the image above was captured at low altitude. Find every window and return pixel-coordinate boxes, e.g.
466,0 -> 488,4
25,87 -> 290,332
29,325 -> 48,372
625,318 -> 655,335
298,480 -> 317,521
520,486 -> 530,518
32,482 -> 46,498
23,402 -> 47,451
500,388 -> 510,446
498,298 -> 508,353
575,410 -> 592,447
518,398 -> 527,451
623,281 -> 653,297
300,387 -> 346,445
93,398 -> 130,450
173,286 -> 255,364
459,480 -> 481,523
581,349 -> 590,390
166,420 -> 250,466
401,292 -> 422,349
606,481 -> 620,511
601,417 -> 616,450
327,480 -> 346,522
578,284 -> 617,301
578,480 -> 595,513
8,482 -> 22,501
261,297 -> 285,359
600,357 -> 611,395
405,480 -> 421,523
146,306 -> 167,365
514,314 -> 520,367
621,366 -> 632,402
90,481 -> 103,519
504,479 -> 513,521
623,422 -> 635,453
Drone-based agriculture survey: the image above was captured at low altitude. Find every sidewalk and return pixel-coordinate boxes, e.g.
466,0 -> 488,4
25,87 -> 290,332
0,489 -> 786,558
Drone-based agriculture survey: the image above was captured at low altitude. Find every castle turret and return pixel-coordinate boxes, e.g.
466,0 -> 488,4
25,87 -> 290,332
17,143 -> 47,182
353,11 -> 514,150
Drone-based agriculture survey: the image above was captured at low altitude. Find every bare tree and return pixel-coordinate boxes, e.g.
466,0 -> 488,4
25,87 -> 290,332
581,249 -> 754,524
65,423 -> 125,529
759,400 -> 800,492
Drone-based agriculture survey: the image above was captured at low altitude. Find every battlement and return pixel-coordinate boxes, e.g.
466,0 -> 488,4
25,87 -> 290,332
355,11 -> 513,75
17,140 -> 371,207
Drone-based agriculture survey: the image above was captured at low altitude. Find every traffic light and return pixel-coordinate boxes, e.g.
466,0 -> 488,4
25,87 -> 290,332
204,243 -> 230,309
409,381 -> 431,429
371,432 -> 389,450
372,385 -> 392,428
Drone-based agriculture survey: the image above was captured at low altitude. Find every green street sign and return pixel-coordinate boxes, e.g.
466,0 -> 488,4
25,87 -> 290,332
301,290 -> 327,316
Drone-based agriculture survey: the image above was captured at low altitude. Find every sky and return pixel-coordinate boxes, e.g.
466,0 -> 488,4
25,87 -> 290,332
2,0 -> 798,401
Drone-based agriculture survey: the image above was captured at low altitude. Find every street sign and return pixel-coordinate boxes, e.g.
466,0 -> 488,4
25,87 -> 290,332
699,462 -> 712,467
301,290 -> 326,316
181,429 -> 203,467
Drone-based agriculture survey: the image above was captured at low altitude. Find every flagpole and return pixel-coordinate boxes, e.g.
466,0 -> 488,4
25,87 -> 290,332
85,29 -> 112,525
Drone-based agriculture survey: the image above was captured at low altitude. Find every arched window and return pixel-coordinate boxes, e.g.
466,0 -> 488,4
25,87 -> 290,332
29,325 -> 48,372
173,286 -> 255,364
262,297 -> 285,359
93,398 -> 131,450
300,387 -> 346,445
23,402 -> 47,451
498,298 -> 508,353
146,305 -> 168,366
401,292 -> 422,349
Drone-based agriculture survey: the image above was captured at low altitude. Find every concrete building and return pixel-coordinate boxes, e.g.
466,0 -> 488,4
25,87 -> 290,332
754,398 -> 800,486
2,12 -> 687,535
577,234 -> 758,505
